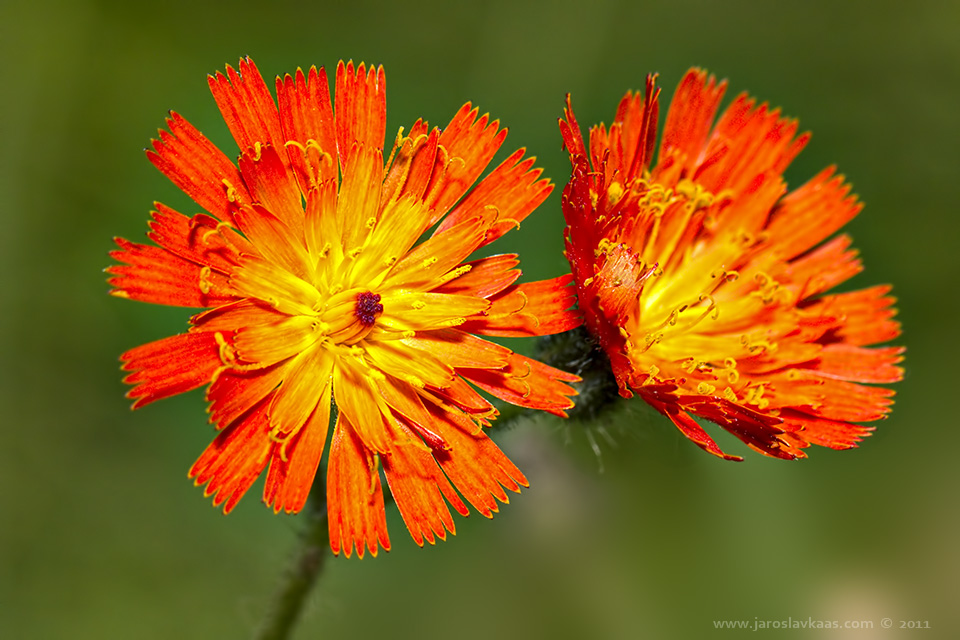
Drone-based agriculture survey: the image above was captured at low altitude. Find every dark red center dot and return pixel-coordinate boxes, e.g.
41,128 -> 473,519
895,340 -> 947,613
354,291 -> 384,327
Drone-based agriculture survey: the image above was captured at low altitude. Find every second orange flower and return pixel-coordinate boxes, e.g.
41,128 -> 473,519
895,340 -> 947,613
560,69 -> 903,460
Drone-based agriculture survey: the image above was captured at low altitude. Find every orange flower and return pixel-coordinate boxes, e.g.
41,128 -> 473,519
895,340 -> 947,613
109,58 -> 581,557
560,69 -> 903,460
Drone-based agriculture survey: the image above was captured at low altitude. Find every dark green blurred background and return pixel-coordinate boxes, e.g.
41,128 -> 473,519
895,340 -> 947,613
2,0 -> 957,638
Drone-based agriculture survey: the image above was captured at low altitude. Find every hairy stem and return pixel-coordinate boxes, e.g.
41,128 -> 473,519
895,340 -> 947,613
254,476 -> 329,640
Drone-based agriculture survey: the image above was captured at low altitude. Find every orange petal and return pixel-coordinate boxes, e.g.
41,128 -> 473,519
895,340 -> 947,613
781,235 -> 864,302
679,393 -> 797,460
189,297 -> 283,332
592,243 -> 653,324
276,66 -> 338,186
190,402 -> 273,513
146,111 -> 250,225
777,408 -> 874,449
207,361 -> 289,430
382,123 -> 440,205
229,254 -> 322,316
364,339 -> 455,390
304,176 -> 342,266
777,375 -> 896,423
232,204 -> 310,280
267,347 -> 332,435
643,393 -> 742,461
657,68 -> 727,176
424,103 -> 507,221
460,352 -> 578,417
326,412 -> 390,558
426,377 -> 497,418
428,405 -> 528,518
461,275 -> 582,338
559,94 -> 588,162
806,285 -> 901,346
107,238 -> 235,308
382,215 -> 487,290
378,291 -> 490,333
813,344 -> 905,384
401,329 -> 511,370
121,331 -> 222,408
374,375 -> 449,451
381,418 -> 467,546
611,75 -> 660,181
263,379 -> 333,514
232,314 -> 323,367
237,144 -> 305,237
436,148 -> 553,247
337,142 -> 384,251
768,167 -> 862,261
352,194 -> 433,287
146,204 -> 251,272
431,254 -> 521,299
335,61 -> 386,162
208,57 -> 286,155
332,360 -> 391,453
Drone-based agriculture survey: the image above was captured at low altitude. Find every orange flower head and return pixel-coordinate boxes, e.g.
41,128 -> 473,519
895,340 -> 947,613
560,69 -> 903,461
109,58 -> 582,557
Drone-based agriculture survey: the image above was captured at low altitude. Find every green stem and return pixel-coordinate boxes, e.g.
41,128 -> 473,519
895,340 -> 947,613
254,477 -> 329,640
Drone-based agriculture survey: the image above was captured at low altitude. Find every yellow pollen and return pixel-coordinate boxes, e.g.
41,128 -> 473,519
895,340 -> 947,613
369,454 -> 380,493
404,374 -> 425,388
723,387 -> 738,402
741,335 -> 775,354
252,141 -> 263,161
212,332 -> 264,373
433,264 -> 472,288
743,384 -> 770,410
697,382 -> 716,395
222,179 -> 239,203
200,221 -> 234,244
198,266 -> 213,294
412,300 -> 426,310
607,181 -> 624,204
